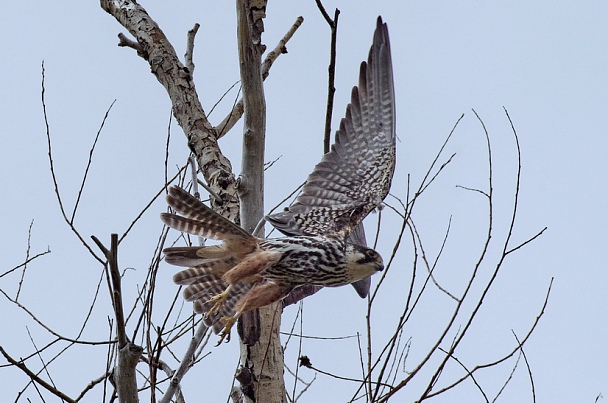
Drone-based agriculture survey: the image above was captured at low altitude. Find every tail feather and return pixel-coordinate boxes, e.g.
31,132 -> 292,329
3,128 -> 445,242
165,186 -> 211,219
172,262 -> 229,285
163,186 -> 255,247
178,273 -> 252,334
173,266 -> 252,334
164,246 -> 237,268
183,281 -> 220,301
161,214 -> 224,241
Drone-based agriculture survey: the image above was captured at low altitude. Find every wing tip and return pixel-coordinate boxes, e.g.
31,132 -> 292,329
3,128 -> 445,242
374,16 -> 390,47
265,212 -> 299,237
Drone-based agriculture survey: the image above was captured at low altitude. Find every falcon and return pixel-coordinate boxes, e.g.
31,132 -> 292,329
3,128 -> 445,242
161,16 -> 395,343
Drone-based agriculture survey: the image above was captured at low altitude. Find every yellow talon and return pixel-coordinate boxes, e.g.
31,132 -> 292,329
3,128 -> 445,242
215,316 -> 237,345
205,286 -> 232,318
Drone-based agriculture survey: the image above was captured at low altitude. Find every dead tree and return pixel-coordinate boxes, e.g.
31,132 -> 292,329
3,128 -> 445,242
0,2 -> 549,401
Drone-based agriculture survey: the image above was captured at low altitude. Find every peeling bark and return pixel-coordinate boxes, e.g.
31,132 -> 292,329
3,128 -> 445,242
100,0 -> 239,220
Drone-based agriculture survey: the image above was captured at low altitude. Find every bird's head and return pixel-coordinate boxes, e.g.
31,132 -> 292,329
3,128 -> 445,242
345,244 -> 384,281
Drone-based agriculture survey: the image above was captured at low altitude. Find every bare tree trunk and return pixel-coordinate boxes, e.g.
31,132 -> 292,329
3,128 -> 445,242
234,1 -> 285,402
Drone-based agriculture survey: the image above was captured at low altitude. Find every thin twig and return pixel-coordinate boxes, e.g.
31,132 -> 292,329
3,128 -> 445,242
512,331 -> 536,403
0,346 -> 77,403
0,288 -> 112,345
284,362 -> 316,402
71,100 -> 116,224
76,372 -> 111,401
410,217 -> 459,301
25,327 -> 58,390
421,278 -> 553,399
196,177 -> 223,203
41,61 -> 104,264
16,220 -> 35,300
119,165 -> 188,243
0,249 -> 50,280
378,111 -> 542,402
320,6 -> 340,153
298,356 -> 393,389
413,110 -> 499,400
264,155 -> 282,171
437,347 -> 489,402
215,16 -> 304,138
455,184 -> 489,199
492,350 -> 522,402
415,114 -> 463,198
505,227 -> 547,255
208,80 -> 241,120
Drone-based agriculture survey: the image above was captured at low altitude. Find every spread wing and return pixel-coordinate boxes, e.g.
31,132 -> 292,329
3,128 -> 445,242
266,16 -> 396,239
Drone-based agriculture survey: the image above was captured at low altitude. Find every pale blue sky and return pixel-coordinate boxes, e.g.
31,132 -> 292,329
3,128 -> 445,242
1,1 -> 606,401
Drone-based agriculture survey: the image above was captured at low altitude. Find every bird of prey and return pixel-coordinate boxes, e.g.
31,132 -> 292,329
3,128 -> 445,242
267,16 -> 396,300
161,16 -> 395,343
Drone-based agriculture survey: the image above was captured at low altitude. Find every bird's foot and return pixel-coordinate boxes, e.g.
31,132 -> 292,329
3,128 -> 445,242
205,288 -> 230,318
215,316 -> 237,346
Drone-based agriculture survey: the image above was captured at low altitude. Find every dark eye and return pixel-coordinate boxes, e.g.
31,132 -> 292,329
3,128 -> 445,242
365,249 -> 378,259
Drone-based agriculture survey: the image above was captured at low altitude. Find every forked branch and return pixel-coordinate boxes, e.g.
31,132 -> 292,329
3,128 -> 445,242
92,234 -> 142,403
100,0 -> 239,220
